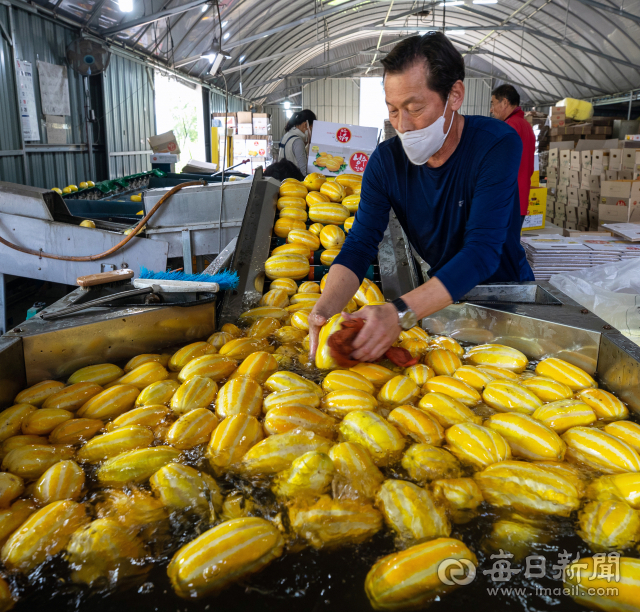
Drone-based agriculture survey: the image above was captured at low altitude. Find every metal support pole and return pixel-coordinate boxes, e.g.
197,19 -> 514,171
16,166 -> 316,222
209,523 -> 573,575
7,6 -> 29,185
182,229 -> 193,275
628,90 -> 634,121
84,76 -> 96,181
0,274 -> 7,335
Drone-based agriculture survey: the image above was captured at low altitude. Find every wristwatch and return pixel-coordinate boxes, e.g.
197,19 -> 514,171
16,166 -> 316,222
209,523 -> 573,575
391,297 -> 418,330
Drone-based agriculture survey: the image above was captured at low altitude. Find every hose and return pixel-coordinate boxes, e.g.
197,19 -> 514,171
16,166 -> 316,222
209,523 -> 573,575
0,180 -> 205,262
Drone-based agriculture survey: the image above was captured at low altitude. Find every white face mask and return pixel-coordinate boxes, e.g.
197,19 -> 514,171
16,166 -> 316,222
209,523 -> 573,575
396,96 -> 454,165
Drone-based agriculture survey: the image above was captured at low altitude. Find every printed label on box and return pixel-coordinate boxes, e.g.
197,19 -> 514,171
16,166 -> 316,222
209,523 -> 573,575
308,120 -> 378,176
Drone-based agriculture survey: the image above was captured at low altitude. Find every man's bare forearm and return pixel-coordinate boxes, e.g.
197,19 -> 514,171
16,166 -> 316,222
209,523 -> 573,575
402,276 -> 453,320
313,264 -> 361,318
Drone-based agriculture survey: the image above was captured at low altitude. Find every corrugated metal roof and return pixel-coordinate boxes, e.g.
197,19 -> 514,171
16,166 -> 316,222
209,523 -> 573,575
26,0 -> 640,110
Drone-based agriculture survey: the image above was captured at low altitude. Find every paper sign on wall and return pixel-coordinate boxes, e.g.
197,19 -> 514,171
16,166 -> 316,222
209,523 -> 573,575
307,121 -> 378,177
37,61 -> 71,117
15,59 -> 40,142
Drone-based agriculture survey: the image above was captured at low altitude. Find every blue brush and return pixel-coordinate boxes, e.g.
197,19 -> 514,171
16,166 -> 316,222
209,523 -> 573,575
139,266 -> 239,290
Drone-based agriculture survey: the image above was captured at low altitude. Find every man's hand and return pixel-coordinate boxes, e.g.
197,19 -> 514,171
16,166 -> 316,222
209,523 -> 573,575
349,303 -> 401,362
308,310 -> 328,360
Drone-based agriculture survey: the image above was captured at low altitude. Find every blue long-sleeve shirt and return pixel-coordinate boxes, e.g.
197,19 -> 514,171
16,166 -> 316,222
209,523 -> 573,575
333,115 -> 534,301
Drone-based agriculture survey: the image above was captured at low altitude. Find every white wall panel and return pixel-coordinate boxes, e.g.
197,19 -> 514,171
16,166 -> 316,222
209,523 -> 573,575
461,78 -> 493,117
302,78 -> 359,126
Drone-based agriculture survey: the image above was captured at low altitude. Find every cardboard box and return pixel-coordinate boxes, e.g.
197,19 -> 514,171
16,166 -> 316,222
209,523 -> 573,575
564,221 -> 577,230
549,149 -> 559,167
589,175 -> 601,191
559,150 -> 571,168
560,166 -> 571,180
578,188 -> 590,206
570,151 -> 581,170
150,153 -> 179,164
619,169 -> 634,180
594,126 -> 613,135
531,170 -> 540,187
554,201 -> 566,219
148,130 -> 181,154
232,136 -> 247,157
580,169 -> 591,188
548,166 -> 558,180
557,188 -> 568,204
589,193 -> 600,209
307,121 -> 378,177
631,182 -> 640,221
523,187 -> 547,230
252,114 -> 269,135
569,170 -> 580,188
212,113 -> 237,131
237,123 -> 253,135
606,170 -> 619,181
588,210 -> 599,227
581,151 -> 592,170
566,205 -> 578,222
598,180 -> 635,223
547,178 -> 558,189
237,111 -> 253,125
567,187 -> 579,203
592,149 -> 609,173
622,150 -> 636,170
609,149 -> 623,171
577,206 -> 589,225
573,124 -> 592,135
246,138 -> 268,157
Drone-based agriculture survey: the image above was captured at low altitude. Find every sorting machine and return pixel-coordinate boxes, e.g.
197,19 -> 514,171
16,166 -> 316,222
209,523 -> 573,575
1,167 -> 640,611
0,172 -> 253,333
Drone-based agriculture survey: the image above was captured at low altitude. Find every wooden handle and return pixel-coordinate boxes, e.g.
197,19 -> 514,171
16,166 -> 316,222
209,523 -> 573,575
77,269 -> 134,287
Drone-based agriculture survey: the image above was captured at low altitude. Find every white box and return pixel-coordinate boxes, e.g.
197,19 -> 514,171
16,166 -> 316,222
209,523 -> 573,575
232,137 -> 246,157
246,139 -> 268,157
150,153 -> 179,163
238,123 -> 253,135
307,121 -> 378,177
253,117 -> 269,135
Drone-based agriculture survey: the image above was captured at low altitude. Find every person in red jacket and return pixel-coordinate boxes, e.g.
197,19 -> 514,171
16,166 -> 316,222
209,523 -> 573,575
490,84 -> 536,229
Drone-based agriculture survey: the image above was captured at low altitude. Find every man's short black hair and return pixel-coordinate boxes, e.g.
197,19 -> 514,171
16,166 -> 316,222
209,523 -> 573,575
263,159 -> 304,182
381,32 -> 465,103
492,84 -> 520,107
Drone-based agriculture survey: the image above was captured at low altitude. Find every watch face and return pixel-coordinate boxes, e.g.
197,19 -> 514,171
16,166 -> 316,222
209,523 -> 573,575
401,310 -> 418,330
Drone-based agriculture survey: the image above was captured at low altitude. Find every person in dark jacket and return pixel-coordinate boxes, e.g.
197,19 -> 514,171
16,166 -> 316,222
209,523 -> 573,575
308,33 -> 533,364
491,84 -> 536,228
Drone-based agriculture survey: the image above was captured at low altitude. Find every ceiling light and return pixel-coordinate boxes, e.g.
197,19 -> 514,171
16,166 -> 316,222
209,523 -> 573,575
285,109 -> 293,118
327,0 -> 351,5
223,32 -> 230,40
239,55 -> 245,63
283,99 -> 291,109
473,0 -> 498,4
209,55 -> 224,75
118,0 -> 133,12
449,29 -> 466,35
221,20 -> 228,27
200,4 -> 207,12
201,40 -> 231,61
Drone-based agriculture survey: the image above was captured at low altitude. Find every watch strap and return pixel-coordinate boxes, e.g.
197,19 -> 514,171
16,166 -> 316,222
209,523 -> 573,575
392,297 -> 409,314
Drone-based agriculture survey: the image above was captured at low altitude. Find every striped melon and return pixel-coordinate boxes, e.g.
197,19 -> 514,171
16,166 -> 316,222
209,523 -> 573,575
265,253 -> 310,280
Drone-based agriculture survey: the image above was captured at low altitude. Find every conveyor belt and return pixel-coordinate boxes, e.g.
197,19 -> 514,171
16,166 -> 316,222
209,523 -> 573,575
218,170 -> 421,323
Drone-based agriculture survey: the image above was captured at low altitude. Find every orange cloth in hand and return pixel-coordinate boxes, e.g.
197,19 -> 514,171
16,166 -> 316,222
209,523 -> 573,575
328,319 -> 418,368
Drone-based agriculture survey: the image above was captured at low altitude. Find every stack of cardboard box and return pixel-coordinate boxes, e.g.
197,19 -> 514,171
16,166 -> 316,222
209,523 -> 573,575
546,148 -> 598,231
546,147 -> 640,229
548,107 -> 614,144
211,111 -> 273,174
